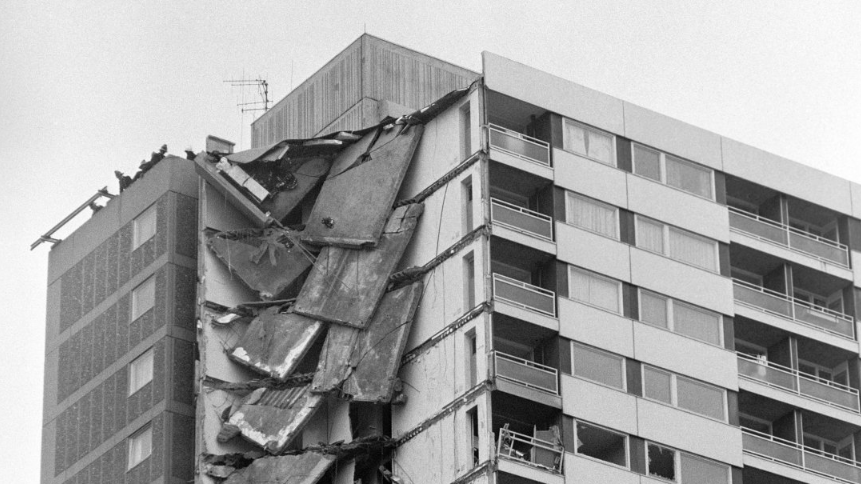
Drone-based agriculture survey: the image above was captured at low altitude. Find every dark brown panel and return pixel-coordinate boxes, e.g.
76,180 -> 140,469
616,136 -> 632,173
714,171 -> 727,206
626,359 -> 643,397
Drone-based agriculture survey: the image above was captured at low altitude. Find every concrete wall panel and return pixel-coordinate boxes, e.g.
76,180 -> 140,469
559,298 -> 635,358
562,375 -> 638,435
556,223 -> 631,282
566,454 -> 639,484
623,103 -> 722,171
554,149 -> 629,209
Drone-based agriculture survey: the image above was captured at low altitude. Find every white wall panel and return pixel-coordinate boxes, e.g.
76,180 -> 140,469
562,375 -> 638,435
554,149 -> 629,208
559,297 -> 634,358
557,223 -> 631,282
623,103 -> 722,170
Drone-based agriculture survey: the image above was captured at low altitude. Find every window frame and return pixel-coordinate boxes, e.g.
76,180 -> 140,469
574,419 -> 629,469
635,215 -> 719,272
132,203 -> 157,250
128,347 -> 155,396
641,364 -> 728,422
565,191 -> 620,240
571,342 -> 627,391
638,289 -> 724,347
568,266 -> 623,314
131,276 -> 156,321
632,143 -> 715,201
127,424 -> 153,470
562,118 -> 616,166
646,441 -> 731,484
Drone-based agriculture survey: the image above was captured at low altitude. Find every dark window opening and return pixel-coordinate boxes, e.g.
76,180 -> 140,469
576,422 -> 626,467
648,444 -> 675,481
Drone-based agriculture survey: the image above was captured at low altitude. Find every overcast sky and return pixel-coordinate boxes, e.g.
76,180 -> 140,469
2,1 -> 860,482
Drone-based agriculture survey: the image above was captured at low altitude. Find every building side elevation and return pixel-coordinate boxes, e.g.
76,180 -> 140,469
41,35 -> 861,484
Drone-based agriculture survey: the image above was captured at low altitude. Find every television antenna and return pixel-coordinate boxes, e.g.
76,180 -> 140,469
224,77 -> 270,113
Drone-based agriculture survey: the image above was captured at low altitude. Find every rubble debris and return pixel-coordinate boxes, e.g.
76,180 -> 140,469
203,372 -> 315,392
114,170 -> 132,192
193,152 -> 274,228
216,158 -> 272,203
222,452 -> 336,484
207,228 -> 313,300
229,309 -> 324,380
292,203 -> 424,328
225,384 -> 325,453
300,125 -> 425,248
310,323 -> 361,393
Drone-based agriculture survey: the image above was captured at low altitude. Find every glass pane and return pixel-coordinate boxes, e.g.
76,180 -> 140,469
634,145 -> 661,181
637,217 -> 665,254
644,367 -> 672,404
132,277 -> 155,320
573,343 -> 624,389
570,268 -> 620,313
681,453 -> 728,484
640,292 -> 669,328
677,376 -> 725,421
669,228 -> 716,271
588,130 -> 613,165
648,444 -> 676,481
564,121 -> 587,156
568,195 -> 617,238
673,302 -> 721,345
133,205 -> 157,249
666,156 -> 712,199
576,422 -> 627,466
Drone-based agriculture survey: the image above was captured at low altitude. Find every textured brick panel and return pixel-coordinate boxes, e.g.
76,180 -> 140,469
117,295 -> 130,356
102,374 -> 116,438
174,266 -> 196,331
175,193 -> 198,258
153,340 -> 166,404
78,393 -> 91,460
83,251 -> 96,315
90,385 -> 103,453
80,324 -> 93,385
154,268 -> 168,331
172,338 -> 195,406
107,233 -> 119,296
156,196 -> 169,258
118,224 -> 132,287
115,371 -> 127,434
103,305 -> 117,372
171,413 -> 194,481
151,413 -> 165,482
94,241 -> 107,308
54,409 -> 66,475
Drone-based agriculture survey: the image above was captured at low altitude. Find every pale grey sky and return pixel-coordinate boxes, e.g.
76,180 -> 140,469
2,1 -> 859,482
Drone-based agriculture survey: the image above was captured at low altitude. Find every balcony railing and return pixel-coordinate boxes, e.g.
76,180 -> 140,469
491,198 -> 554,242
492,350 -> 559,395
486,124 -> 551,166
732,279 -> 855,339
742,428 -> 861,483
737,353 -> 860,412
728,208 -> 849,267
493,273 -> 556,318
497,427 -> 564,473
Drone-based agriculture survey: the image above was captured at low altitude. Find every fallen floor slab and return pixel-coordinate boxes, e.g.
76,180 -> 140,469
226,384 -> 325,453
222,452 -> 336,484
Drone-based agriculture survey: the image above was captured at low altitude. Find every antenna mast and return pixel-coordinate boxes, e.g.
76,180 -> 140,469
224,78 -> 270,113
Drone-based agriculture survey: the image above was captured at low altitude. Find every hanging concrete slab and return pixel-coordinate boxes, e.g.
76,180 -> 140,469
301,125 -> 425,248
230,309 -> 324,380
223,452 -> 336,484
292,203 -> 424,328
310,323 -> 361,393
259,157 -> 332,222
342,281 -> 424,402
193,153 -> 273,227
227,385 -> 324,453
207,229 -> 314,300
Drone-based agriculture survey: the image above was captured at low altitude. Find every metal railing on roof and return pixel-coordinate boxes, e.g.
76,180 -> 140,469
31,187 -> 115,250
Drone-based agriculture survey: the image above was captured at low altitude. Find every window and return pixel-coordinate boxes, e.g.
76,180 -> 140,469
572,342 -> 625,390
128,425 -> 152,469
635,216 -> 717,272
648,443 -> 676,481
133,204 -> 157,249
131,277 -> 155,320
562,118 -> 614,165
129,348 -> 154,395
467,407 -> 479,466
575,421 -> 627,467
463,252 -> 475,310
460,103 -> 472,158
639,290 -> 723,346
566,192 -> 618,239
647,443 -> 730,484
569,267 -> 621,313
642,365 -> 726,421
462,176 -> 473,233
633,144 -> 713,199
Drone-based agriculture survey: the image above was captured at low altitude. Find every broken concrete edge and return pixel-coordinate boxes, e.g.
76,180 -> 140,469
388,224 -> 489,291
193,153 -> 274,228
401,302 -> 490,367
396,380 -> 493,447
202,373 -> 315,392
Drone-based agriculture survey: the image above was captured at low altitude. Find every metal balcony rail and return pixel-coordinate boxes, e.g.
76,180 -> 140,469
492,350 -> 559,395
728,207 -> 849,267
497,427 -> 564,472
486,123 -> 551,166
732,279 -> 855,339
742,427 -> 861,483
737,353 -> 860,412
491,198 -> 554,241
493,273 -> 557,318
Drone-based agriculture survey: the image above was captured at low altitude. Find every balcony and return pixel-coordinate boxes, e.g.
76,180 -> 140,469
743,428 -> 861,483
729,207 -> 849,267
493,351 -> 559,395
491,198 -> 554,242
487,124 -> 551,167
733,280 -> 855,339
493,273 -> 556,318
497,427 -> 564,473
737,353 -> 860,412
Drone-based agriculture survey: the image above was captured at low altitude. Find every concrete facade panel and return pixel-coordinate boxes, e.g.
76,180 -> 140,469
483,52 -> 625,134
630,248 -> 734,315
722,137 -> 853,215
556,223 -> 631,283
636,398 -> 743,466
565,454 -> 639,484
632,323 -> 738,390
559,298 -> 635,358
562,376 -> 638,435
623,102 -> 723,171
627,174 -> 730,243
852,183 -> 861,219
554,149 -> 629,209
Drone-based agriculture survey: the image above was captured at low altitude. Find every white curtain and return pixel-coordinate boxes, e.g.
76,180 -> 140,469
569,195 -> 617,238
637,218 -> 665,254
570,268 -> 619,313
587,131 -> 613,164
563,121 -> 587,156
666,156 -> 712,199
669,228 -> 716,271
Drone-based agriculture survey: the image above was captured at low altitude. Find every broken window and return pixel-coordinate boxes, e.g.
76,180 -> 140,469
128,424 -> 152,469
462,176 -> 473,233
133,203 -> 157,249
460,102 -> 472,159
576,421 -> 627,467
466,329 -> 477,387
463,252 -> 475,310
467,406 -> 479,466
129,347 -> 154,395
647,443 -> 676,481
131,276 -> 155,320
